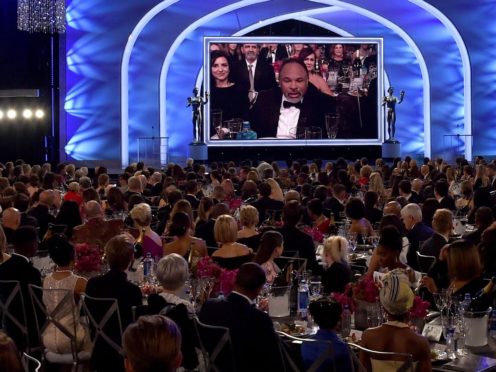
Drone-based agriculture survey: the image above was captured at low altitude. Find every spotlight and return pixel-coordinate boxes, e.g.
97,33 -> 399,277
35,109 -> 44,119
0,111 -> 3,120
23,109 -> 33,119
7,109 -> 17,119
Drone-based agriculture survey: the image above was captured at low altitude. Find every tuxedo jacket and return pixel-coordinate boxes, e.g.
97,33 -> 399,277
406,222 -> 434,270
231,59 -> 277,95
249,85 -> 336,138
420,232 -> 448,258
199,292 -> 283,372
439,195 -> 456,211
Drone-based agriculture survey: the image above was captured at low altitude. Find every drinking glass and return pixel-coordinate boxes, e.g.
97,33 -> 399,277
305,126 -> 322,139
289,126 -> 308,139
309,281 -> 322,298
325,113 -> 340,139
227,118 -> 242,139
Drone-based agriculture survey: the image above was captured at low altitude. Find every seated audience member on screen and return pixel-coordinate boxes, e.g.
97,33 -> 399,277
210,51 -> 249,123
248,59 -> 336,139
231,43 -> 277,104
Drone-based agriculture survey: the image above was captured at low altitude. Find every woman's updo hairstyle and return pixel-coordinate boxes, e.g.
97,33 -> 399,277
168,211 -> 191,237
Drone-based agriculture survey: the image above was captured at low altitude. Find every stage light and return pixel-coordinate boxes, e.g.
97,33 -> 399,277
35,109 -> 45,119
7,109 -> 17,119
0,111 -> 3,120
23,109 -> 33,119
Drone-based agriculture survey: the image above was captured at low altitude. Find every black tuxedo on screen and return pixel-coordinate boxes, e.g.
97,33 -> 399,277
248,85 -> 336,138
230,59 -> 277,96
199,292 -> 283,372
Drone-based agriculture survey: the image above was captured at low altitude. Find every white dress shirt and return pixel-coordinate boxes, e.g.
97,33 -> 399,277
276,98 -> 302,139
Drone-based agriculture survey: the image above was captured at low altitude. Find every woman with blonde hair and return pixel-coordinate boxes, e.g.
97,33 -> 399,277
236,205 -> 261,251
267,178 -> 284,202
321,236 -> 352,294
130,203 -> 163,259
473,164 -> 490,190
212,214 -> 252,269
368,172 -> 387,205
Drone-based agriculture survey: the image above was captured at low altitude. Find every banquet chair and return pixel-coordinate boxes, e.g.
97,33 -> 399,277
347,342 -> 414,372
276,331 -> 336,372
416,251 -> 436,275
193,317 -> 235,372
28,285 -> 90,370
80,295 -> 124,361
0,280 -> 31,353
21,352 -> 41,372
275,256 -> 307,275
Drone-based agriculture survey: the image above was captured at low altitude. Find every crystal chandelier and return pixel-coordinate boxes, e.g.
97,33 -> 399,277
17,0 -> 66,34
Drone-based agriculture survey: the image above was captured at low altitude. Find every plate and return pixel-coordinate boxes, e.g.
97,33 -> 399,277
431,349 -> 449,364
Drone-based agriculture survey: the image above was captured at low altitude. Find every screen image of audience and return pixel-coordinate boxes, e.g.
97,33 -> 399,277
208,42 -> 378,140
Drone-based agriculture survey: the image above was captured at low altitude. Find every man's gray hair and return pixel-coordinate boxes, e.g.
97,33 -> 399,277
155,253 -> 189,291
401,203 -> 422,223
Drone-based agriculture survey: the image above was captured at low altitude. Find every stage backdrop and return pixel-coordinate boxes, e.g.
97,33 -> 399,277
61,0 -> 495,167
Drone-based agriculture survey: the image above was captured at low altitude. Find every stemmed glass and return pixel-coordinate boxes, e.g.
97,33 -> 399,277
434,289 -> 451,336
347,231 -> 358,253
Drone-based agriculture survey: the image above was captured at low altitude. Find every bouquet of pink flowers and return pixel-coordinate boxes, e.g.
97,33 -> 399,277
331,276 -> 380,313
302,226 -> 324,243
196,256 -> 238,296
75,243 -> 101,273
409,295 -> 430,319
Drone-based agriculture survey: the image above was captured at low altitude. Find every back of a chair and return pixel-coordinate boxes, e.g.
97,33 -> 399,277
0,280 -> 29,351
348,342 -> 414,372
28,285 -> 79,358
193,317 -> 235,372
276,331 -> 336,372
80,294 -> 124,357
416,251 -> 436,274
275,256 -> 307,275
22,352 -> 41,372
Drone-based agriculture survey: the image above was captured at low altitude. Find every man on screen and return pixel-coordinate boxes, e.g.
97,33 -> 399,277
231,43 -> 277,104
248,59 -> 336,139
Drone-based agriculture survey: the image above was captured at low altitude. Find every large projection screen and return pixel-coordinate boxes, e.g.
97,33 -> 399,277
203,36 -> 384,148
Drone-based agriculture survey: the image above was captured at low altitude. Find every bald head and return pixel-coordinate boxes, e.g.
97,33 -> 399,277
284,189 -> 301,203
383,201 -> 401,217
411,178 -> 423,194
2,208 -> 21,230
85,200 -> 103,219
39,190 -> 55,207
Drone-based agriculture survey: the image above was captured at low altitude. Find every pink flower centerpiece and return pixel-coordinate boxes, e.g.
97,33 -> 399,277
302,226 -> 324,243
196,256 -> 237,296
75,243 -> 101,274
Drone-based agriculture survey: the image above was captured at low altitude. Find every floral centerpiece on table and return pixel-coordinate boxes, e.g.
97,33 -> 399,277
331,275 -> 380,313
75,243 -> 101,274
196,256 -> 238,296
409,296 -> 430,319
302,226 -> 324,243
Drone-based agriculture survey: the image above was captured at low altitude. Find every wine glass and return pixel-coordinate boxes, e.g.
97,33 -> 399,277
309,281 -> 322,299
325,113 -> 340,139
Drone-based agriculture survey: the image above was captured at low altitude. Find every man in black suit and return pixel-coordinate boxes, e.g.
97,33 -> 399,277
85,234 -> 142,372
199,263 -> 283,372
0,225 -> 41,351
323,183 -> 347,222
401,203 -> 434,270
434,180 -> 456,211
28,189 -> 56,240
250,182 -> 284,224
463,206 -> 494,246
420,209 -> 452,258
487,163 -> 496,191
399,179 -> 421,204
276,200 -> 321,274
230,43 -> 277,104
184,180 -> 200,210
248,59 -> 335,138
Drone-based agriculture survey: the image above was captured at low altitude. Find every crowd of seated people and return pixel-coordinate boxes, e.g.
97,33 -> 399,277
0,154 -> 496,370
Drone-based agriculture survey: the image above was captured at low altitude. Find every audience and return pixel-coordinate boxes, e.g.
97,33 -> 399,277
123,315 -> 182,372
254,231 -> 284,284
212,214 -> 252,269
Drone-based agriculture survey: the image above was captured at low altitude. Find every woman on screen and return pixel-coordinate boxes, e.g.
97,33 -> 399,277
209,50 -> 249,130
327,43 -> 351,77
298,47 -> 333,96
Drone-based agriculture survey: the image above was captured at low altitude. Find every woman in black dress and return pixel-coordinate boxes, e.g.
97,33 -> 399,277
321,236 -> 352,294
209,51 -> 249,132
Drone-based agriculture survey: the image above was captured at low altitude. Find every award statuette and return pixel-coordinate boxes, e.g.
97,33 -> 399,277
187,88 -> 208,160
382,87 -> 404,158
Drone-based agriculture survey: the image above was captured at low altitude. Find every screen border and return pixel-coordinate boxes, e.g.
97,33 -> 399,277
203,36 -> 384,147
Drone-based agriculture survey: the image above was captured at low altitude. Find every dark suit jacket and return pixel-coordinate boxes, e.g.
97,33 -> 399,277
276,225 -> 321,274
249,85 -> 336,138
407,191 -> 422,204
276,44 -> 291,61
439,195 -> 456,211
194,218 -> 216,248
0,254 -> 42,350
406,222 -> 434,270
250,196 -> 284,224
199,292 -> 283,372
420,232 -> 448,258
184,194 -> 200,210
323,197 -> 345,222
231,59 -> 277,96
28,204 -> 55,240
85,270 -> 142,372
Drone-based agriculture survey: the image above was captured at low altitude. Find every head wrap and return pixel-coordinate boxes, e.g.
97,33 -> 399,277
379,270 -> 414,315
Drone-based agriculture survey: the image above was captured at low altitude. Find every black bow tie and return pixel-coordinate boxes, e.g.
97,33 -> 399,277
283,100 -> 302,109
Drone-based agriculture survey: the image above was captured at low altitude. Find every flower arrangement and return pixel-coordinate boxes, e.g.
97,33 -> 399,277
196,256 -> 238,296
302,226 -> 324,243
409,295 -> 430,319
75,243 -> 101,273
331,275 -> 380,313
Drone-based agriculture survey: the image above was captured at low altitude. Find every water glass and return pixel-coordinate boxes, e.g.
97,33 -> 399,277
305,127 -> 322,139
309,281 -> 322,298
325,113 -> 340,139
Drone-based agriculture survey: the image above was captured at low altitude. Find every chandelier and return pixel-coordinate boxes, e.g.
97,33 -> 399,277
17,0 -> 66,34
